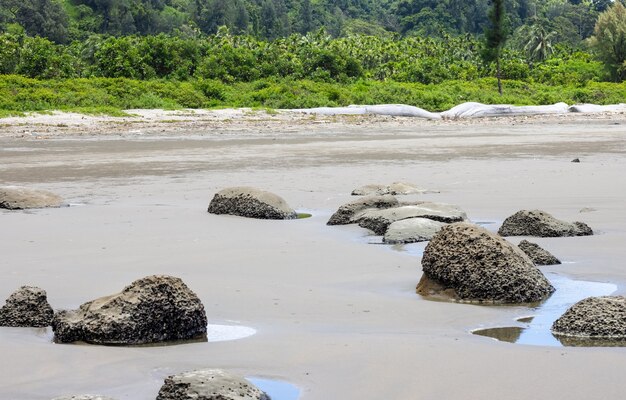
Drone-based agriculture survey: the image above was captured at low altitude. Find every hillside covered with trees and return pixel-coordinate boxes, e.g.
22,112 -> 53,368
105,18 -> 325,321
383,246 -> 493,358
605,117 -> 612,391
0,0 -> 625,114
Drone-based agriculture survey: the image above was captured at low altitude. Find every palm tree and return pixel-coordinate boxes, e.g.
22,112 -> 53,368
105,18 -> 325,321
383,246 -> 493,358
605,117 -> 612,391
522,22 -> 557,62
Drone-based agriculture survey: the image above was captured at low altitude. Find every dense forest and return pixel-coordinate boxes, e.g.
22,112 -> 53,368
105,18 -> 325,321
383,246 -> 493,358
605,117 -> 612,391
0,0 -> 625,114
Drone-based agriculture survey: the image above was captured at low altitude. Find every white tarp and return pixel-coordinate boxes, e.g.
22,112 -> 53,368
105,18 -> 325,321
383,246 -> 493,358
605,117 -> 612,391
288,104 -> 441,119
569,103 -> 626,113
441,102 -> 570,119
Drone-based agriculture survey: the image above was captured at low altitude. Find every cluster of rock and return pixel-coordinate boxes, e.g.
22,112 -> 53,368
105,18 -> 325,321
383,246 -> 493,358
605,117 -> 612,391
0,186 -> 65,210
208,186 -> 297,220
417,223 -> 555,303
52,369 -> 270,400
498,209 -> 593,237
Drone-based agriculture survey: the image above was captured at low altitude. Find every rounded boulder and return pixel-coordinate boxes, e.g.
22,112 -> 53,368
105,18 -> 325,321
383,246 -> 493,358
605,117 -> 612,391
327,195 -> 398,225
156,369 -> 270,400
417,223 -> 555,303
517,240 -> 561,265
0,186 -> 64,210
551,296 -> 626,339
52,275 -> 207,345
383,217 -> 446,244
498,209 -> 592,237
208,186 -> 296,220
0,286 -> 54,327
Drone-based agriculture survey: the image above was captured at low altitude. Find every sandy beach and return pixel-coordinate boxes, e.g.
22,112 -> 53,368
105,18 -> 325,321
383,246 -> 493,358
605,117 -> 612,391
1,109 -> 625,399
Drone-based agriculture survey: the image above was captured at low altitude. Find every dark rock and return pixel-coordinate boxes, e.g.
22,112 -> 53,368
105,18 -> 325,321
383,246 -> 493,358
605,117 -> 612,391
354,202 -> 466,235
383,218 -> 446,244
498,209 -> 593,237
52,275 -> 207,345
417,223 -> 555,303
0,286 -> 54,327
156,369 -> 270,400
517,240 -> 561,265
327,195 -> 398,225
571,158 -> 581,163
208,186 -> 296,220
552,296 -> 626,338
0,186 -> 64,210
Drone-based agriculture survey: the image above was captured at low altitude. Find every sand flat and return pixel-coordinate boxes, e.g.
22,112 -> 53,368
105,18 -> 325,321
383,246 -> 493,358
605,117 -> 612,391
0,112 -> 625,399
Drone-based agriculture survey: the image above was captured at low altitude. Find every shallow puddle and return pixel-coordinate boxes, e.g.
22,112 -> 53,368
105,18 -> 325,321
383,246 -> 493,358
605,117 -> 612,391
247,377 -> 300,400
472,273 -> 618,347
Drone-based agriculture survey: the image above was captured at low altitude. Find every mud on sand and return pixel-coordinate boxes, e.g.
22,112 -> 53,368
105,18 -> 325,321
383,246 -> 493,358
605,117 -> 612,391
0,110 -> 625,399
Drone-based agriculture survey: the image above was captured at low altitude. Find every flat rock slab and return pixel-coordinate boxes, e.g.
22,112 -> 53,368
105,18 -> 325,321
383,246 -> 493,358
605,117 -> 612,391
354,203 -> 467,235
383,218 -> 446,244
52,275 -> 207,345
351,182 -> 436,196
0,186 -> 64,210
327,194 -> 398,225
498,209 -> 593,237
518,240 -> 561,265
418,223 -> 555,303
208,186 -> 296,220
552,296 -> 626,339
157,369 -> 270,400
0,286 -> 54,327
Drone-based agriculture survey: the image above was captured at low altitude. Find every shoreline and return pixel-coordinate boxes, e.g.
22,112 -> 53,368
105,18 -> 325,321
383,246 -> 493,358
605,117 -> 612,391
1,107 -> 625,139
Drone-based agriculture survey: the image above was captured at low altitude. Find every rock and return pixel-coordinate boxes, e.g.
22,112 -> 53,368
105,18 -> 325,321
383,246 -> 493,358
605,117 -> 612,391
52,275 -> 207,345
571,158 -> 580,163
354,203 -> 466,235
52,396 -> 117,400
156,369 -> 270,400
517,240 -> 561,265
498,209 -> 593,237
551,296 -> 626,339
0,286 -> 54,327
383,218 -> 446,244
0,186 -> 64,210
327,195 -> 398,225
208,186 -> 297,220
351,182 -> 433,196
441,102 -> 569,119
417,223 -> 555,303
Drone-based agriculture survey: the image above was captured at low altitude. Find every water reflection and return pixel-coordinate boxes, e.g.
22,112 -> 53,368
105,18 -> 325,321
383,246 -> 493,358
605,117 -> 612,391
247,377 -> 300,400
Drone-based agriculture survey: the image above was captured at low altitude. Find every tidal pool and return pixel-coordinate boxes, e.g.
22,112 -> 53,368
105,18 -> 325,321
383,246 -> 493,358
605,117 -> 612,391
472,273 -> 618,347
247,377 -> 300,400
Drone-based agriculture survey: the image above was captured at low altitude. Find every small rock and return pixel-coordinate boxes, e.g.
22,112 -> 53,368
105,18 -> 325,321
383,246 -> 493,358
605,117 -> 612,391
52,275 -> 207,345
0,186 -> 64,210
417,223 -> 555,303
498,209 -> 593,237
354,202 -> 466,235
552,296 -> 626,338
208,186 -> 296,220
0,286 -> 54,327
517,240 -> 561,265
383,218 -> 446,244
327,195 -> 398,225
571,158 -> 581,163
156,369 -> 270,400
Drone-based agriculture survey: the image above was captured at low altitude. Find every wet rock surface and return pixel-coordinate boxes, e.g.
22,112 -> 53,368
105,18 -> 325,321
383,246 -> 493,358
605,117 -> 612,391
351,182 -> 432,196
498,209 -> 593,237
208,186 -> 296,220
327,195 -> 398,225
383,218 -> 446,244
52,275 -> 207,345
517,240 -> 561,265
156,369 -> 270,400
0,186 -> 64,210
0,286 -> 54,327
552,296 -> 626,338
418,223 -> 555,303
355,202 -> 466,235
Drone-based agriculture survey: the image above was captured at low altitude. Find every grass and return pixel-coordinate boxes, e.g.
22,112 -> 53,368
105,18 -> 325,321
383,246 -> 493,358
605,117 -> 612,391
1,74 -> 626,117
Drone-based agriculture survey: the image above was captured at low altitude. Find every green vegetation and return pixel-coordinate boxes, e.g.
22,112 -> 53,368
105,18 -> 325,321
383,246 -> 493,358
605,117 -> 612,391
1,1 -> 625,114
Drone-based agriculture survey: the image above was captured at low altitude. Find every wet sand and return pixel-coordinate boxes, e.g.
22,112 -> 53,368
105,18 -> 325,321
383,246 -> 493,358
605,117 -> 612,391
1,111 -> 626,399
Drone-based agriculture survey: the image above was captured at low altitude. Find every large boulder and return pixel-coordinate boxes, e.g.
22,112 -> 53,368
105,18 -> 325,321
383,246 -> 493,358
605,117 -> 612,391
383,218 -> 446,244
354,202 -> 466,235
156,369 -> 269,400
498,210 -> 593,237
0,186 -> 64,210
517,240 -> 561,265
327,195 -> 398,225
552,296 -> 626,339
0,286 -> 54,327
208,187 -> 296,220
351,182 -> 433,196
417,223 -> 555,303
52,396 -> 117,400
52,275 -> 207,345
